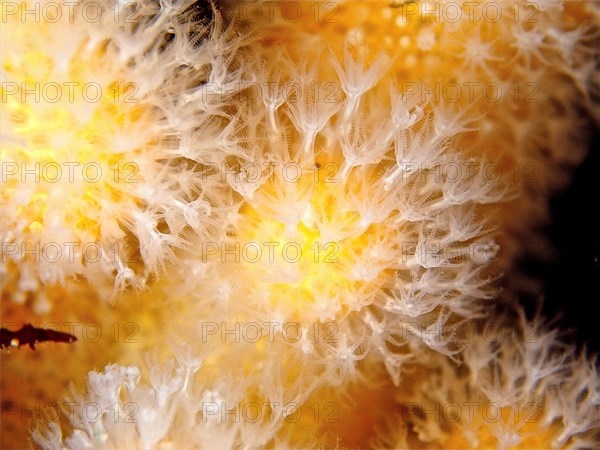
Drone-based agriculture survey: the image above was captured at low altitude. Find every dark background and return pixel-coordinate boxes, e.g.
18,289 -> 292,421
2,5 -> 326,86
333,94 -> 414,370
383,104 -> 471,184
533,129 -> 600,352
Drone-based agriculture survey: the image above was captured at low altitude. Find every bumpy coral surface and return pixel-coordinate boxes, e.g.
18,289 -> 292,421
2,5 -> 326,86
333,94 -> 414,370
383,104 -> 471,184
1,0 -> 599,448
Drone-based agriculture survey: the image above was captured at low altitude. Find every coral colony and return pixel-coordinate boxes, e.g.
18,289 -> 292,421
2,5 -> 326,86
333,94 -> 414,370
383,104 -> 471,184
1,0 -> 599,448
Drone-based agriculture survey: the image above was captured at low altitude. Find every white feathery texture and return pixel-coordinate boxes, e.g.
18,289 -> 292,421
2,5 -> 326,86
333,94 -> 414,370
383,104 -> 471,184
32,310 -> 600,449
254,0 -> 600,290
374,309 -> 600,449
153,40 -> 513,387
31,344 -> 318,449
3,0 -> 599,448
1,0 -> 251,303
6,0 -> 596,401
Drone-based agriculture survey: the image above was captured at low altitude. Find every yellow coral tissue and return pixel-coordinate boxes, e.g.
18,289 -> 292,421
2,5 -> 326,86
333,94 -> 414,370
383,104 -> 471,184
1,0 -> 599,448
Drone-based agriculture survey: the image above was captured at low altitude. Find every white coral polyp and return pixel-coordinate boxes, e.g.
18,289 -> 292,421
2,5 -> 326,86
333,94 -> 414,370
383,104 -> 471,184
9,0 -> 600,448
155,45 -> 511,387
377,311 -> 600,449
32,348 -> 312,449
1,0 -> 250,299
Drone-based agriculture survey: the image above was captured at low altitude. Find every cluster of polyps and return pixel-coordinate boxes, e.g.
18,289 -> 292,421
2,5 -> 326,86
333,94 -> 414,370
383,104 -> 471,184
2,0 -> 599,448
1,0 -> 250,301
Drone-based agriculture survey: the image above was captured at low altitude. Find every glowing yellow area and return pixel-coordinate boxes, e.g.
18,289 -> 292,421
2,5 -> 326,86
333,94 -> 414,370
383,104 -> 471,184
1,10 -> 150,246
230,174 -> 393,323
237,203 -> 353,321
2,87 -> 141,233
